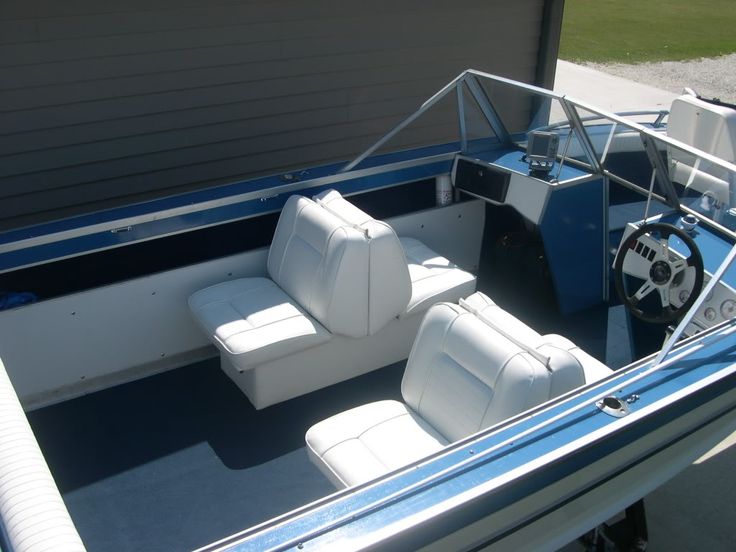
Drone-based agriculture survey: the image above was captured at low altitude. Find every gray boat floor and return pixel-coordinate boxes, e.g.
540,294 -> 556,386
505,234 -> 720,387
27,357 -> 406,551
27,294 -> 618,551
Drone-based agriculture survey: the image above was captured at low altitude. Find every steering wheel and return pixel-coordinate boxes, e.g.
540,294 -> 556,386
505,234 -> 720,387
614,222 -> 704,324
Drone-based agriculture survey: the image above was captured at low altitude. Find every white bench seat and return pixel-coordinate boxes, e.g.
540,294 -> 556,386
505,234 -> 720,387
307,292 -> 613,488
189,190 -> 476,409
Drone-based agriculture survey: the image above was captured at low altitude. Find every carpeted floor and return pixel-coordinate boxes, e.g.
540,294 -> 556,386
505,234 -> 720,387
28,358 -> 404,551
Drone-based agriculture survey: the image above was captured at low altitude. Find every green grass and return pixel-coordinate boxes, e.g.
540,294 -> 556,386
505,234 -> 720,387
560,0 -> 736,63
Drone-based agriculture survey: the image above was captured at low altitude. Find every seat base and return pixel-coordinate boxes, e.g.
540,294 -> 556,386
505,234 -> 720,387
221,312 -> 426,410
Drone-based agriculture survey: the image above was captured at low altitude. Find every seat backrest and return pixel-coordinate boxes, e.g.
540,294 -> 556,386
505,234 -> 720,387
401,300 -> 585,442
267,192 -> 411,337
668,94 -> 736,163
668,94 -> 736,206
460,291 -> 612,384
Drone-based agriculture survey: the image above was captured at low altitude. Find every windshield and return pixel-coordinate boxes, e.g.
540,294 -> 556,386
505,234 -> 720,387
345,70 -> 736,236
542,92 -> 736,234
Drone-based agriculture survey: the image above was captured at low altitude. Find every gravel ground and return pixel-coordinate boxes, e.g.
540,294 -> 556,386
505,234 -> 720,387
584,53 -> 736,103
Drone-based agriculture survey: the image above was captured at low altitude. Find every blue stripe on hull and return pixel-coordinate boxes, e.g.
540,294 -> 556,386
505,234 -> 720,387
0,151 -> 454,273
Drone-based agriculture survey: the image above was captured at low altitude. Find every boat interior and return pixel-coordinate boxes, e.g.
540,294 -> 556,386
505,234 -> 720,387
2,71 -> 736,551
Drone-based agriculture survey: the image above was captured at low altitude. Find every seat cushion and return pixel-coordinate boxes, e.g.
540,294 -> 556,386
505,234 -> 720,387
313,189 -> 412,334
188,277 -> 331,370
399,237 -> 476,317
305,400 -> 447,488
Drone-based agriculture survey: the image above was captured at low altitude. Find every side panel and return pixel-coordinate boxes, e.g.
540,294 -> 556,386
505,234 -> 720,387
0,249 -> 267,407
0,201 -> 484,407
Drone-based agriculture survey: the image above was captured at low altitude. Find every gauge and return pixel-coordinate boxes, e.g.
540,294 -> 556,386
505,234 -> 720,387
704,307 -> 717,322
720,299 -> 736,320
678,290 -> 690,303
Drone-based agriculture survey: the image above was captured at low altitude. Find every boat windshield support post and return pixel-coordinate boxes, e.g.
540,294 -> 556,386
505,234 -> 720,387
643,170 -> 658,222
654,242 -> 736,367
641,133 -> 681,209
457,81 -> 468,152
559,98 -> 602,174
653,110 -> 668,127
552,128 -> 574,182
463,75 -> 512,146
339,73 -> 468,173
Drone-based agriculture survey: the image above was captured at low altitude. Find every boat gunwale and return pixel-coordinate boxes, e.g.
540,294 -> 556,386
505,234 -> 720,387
199,320 -> 736,551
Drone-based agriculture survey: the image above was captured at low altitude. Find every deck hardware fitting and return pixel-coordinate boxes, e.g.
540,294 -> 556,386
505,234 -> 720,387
110,226 -> 132,233
596,396 -> 631,418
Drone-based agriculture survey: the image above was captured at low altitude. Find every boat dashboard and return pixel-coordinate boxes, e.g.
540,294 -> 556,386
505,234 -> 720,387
452,148 -> 596,226
451,146 -> 605,315
684,272 -> 736,335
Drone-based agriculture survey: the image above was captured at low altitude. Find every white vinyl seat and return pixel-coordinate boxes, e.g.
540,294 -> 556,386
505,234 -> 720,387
315,191 -> 476,319
188,278 -> 331,370
305,400 -> 449,488
667,94 -> 736,207
306,292 -> 612,488
189,190 -> 476,408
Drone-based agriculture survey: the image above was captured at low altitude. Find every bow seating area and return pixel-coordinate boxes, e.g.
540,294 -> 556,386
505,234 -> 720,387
188,190 -> 476,409
306,291 -> 613,488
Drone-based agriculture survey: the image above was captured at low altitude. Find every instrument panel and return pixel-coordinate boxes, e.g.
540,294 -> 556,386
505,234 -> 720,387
671,271 -> 736,335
